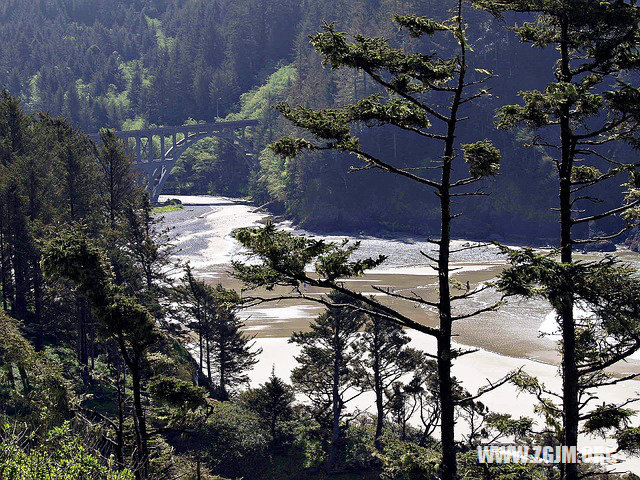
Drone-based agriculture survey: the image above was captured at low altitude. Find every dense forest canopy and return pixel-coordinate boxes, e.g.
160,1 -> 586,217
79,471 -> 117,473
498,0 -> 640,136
0,0 -> 300,127
0,0 -> 606,241
3,1 -> 640,480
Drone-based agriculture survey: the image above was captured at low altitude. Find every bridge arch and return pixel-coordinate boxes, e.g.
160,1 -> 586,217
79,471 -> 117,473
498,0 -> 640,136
93,120 -> 260,202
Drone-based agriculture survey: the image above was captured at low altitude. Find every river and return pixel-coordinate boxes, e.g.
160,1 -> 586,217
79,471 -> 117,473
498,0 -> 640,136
159,194 -> 640,473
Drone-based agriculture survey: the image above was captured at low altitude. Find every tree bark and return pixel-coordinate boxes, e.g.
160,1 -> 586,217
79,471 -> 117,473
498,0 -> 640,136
77,296 -> 90,386
372,321 -> 384,449
559,16 -> 579,480
117,332 -> 149,479
219,343 -> 228,400
115,357 -> 125,469
436,7 -> 465,475
0,212 -> 9,312
131,364 -> 149,479
437,175 -> 456,480
205,305 -> 212,383
327,323 -> 341,472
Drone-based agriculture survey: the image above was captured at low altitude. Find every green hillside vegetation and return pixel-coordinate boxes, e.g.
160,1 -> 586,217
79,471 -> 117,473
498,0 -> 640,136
2,1 -> 640,480
1,0 -> 624,241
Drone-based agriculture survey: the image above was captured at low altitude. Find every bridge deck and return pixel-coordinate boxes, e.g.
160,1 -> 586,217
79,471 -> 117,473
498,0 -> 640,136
89,119 -> 259,141
89,119 -> 260,202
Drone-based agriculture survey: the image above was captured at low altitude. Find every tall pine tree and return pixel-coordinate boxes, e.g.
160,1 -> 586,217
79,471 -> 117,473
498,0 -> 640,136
473,1 -> 640,478
233,3 -> 509,478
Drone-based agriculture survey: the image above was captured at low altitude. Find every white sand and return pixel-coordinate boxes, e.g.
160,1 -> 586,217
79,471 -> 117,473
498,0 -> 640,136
250,331 -> 640,474
158,195 -> 268,270
160,195 -> 640,473
238,305 -> 325,322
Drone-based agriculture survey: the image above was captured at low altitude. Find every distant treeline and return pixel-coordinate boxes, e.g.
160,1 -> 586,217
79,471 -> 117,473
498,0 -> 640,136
0,0 -> 628,241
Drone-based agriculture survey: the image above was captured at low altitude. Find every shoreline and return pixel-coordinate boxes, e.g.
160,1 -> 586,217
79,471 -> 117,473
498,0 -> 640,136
162,193 -> 566,249
158,194 -> 640,374
158,194 -> 640,473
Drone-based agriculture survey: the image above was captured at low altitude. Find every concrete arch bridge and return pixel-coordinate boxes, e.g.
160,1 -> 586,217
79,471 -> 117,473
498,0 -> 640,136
92,120 -> 259,202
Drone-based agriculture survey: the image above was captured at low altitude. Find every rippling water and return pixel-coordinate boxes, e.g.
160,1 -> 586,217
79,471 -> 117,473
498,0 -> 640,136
158,194 -> 640,369
158,194 -> 640,473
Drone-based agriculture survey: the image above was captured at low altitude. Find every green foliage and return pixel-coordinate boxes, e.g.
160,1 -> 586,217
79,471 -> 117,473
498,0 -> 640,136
149,377 -> 207,412
233,223 -> 385,290
310,22 -> 456,88
290,293 -> 366,410
41,228 -> 158,356
497,248 -> 640,339
240,372 -> 296,445
0,312 -> 71,429
462,139 -> 501,178
571,165 -> 603,184
0,0 -> 609,239
498,246 -> 640,452
342,419 -> 377,469
484,413 -> 534,443
190,402 -> 269,479
0,422 -> 134,480
582,404 -> 634,438
378,435 -> 440,480
393,14 -> 450,38
178,266 -> 259,399
457,450 -> 548,480
616,427 -> 640,455
226,65 -> 297,122
379,440 -> 549,480
0,1 -> 303,128
152,204 -> 183,214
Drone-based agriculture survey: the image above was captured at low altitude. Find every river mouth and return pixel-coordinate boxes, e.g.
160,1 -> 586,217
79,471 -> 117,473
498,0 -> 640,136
159,194 -> 640,472
159,194 -> 640,375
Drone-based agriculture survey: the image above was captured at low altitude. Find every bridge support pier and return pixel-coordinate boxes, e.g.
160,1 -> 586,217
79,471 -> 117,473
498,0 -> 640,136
91,120 -> 259,202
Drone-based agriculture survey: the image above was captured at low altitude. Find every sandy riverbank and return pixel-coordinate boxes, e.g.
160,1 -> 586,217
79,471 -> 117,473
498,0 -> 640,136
159,194 -> 640,473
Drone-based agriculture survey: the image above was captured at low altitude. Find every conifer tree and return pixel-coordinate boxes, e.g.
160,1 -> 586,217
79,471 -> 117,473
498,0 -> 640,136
0,91 -> 30,321
207,284 -> 261,400
472,1 -> 640,477
97,129 -> 137,230
233,3 -> 509,478
242,371 -> 296,447
124,193 -> 172,296
42,229 -> 158,479
128,63 -> 144,114
353,315 -> 422,447
180,265 -> 211,382
290,291 -> 366,472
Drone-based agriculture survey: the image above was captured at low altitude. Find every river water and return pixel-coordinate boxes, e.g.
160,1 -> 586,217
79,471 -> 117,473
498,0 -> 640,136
159,194 -> 640,473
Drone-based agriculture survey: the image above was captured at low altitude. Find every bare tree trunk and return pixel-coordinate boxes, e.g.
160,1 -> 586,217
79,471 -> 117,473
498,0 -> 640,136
77,296 -> 90,386
17,365 -> 29,392
6,363 -> 15,390
32,258 -> 43,346
206,336 -> 212,383
197,300 -> 204,383
559,17 -> 578,480
327,325 -> 341,472
219,345 -> 228,401
115,357 -> 125,469
372,322 -> 384,449
0,212 -> 9,312
117,333 -> 149,479
131,364 -> 149,479
436,8 -> 465,474
205,305 -> 212,383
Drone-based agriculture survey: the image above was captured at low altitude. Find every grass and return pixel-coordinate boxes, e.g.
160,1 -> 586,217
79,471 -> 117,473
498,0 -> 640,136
152,203 -> 183,213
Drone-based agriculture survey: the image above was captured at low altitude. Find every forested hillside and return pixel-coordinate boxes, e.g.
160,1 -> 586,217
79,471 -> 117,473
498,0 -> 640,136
0,0 -> 300,128
4,1 -> 640,480
0,0 -> 629,240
